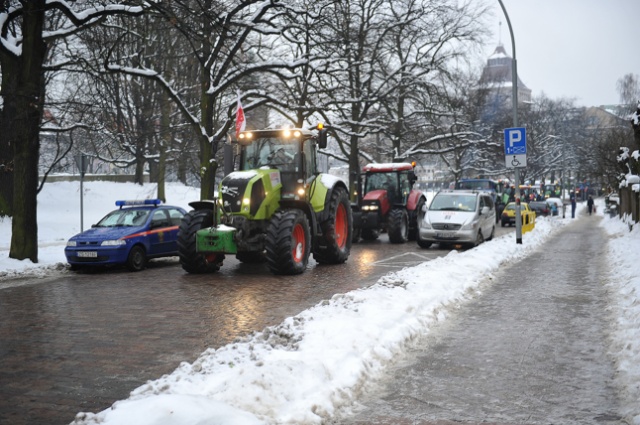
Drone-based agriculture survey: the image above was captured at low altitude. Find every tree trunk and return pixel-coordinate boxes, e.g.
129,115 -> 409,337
9,1 -> 47,262
0,51 -> 18,217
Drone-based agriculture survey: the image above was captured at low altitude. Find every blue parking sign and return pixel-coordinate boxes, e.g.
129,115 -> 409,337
504,127 -> 526,155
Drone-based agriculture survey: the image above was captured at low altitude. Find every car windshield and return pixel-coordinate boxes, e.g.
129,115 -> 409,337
96,209 -> 150,227
430,194 -> 477,212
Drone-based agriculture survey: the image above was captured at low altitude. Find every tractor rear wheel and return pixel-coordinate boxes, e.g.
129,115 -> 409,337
265,209 -> 310,275
388,208 -> 409,243
177,209 -> 224,273
313,187 -> 352,264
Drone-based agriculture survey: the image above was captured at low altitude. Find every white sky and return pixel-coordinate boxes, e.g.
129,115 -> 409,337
481,0 -> 640,107
0,182 -> 639,424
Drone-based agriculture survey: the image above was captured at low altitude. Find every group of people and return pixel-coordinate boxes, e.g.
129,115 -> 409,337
496,188 -> 595,219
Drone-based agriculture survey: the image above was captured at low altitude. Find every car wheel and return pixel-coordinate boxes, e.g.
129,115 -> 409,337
126,245 -> 147,272
417,234 -> 432,249
472,230 -> 484,248
486,225 -> 495,241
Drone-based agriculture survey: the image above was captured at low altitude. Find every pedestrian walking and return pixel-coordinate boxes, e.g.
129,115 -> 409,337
571,194 -> 576,218
587,195 -> 594,215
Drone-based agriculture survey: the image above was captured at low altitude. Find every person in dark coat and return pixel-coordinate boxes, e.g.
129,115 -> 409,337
587,195 -> 594,215
571,193 -> 577,218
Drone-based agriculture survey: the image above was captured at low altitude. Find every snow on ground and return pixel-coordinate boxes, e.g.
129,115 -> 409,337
0,182 -> 638,424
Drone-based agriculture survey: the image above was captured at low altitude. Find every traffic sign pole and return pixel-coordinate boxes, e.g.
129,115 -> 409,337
498,0 -> 523,244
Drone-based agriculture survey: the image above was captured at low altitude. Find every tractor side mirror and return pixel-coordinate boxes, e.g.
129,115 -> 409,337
409,171 -> 417,185
317,129 -> 328,149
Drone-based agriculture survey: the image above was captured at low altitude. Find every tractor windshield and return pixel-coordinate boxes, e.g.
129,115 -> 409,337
241,137 -> 299,172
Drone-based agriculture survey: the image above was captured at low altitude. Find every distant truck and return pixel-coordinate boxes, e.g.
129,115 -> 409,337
351,162 -> 427,243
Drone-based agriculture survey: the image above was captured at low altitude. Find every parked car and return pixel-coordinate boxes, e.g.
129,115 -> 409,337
546,197 -> 564,216
65,199 -> 186,271
501,202 -> 533,227
529,201 -> 551,217
417,190 -> 496,249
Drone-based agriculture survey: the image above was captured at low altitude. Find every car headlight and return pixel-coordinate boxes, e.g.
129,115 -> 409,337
420,217 -> 432,229
460,221 -> 477,230
101,239 -> 126,247
66,240 -> 77,247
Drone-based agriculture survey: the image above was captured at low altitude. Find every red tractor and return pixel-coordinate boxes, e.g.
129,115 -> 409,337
352,162 -> 427,243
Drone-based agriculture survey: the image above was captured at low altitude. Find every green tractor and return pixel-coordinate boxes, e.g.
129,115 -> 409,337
177,125 -> 352,275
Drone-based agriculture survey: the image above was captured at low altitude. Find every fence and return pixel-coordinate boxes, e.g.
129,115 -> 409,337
615,187 -> 639,222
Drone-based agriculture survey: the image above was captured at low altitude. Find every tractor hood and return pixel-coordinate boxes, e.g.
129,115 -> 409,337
362,189 -> 387,202
219,169 -> 282,216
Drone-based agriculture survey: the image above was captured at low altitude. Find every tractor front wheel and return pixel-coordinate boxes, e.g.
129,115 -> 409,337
177,209 -> 224,274
313,187 -> 352,264
265,209 -> 310,275
388,208 -> 409,243
408,197 -> 425,241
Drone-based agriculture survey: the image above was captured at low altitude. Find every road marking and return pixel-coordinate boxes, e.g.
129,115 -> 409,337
372,252 -> 435,268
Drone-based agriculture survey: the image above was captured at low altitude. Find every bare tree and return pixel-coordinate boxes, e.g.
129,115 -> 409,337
0,0 -> 146,262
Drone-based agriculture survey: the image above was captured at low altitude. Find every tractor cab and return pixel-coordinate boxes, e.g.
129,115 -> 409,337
236,128 -> 322,201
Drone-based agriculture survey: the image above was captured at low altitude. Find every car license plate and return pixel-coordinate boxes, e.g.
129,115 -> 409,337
77,251 -> 97,258
435,232 -> 455,239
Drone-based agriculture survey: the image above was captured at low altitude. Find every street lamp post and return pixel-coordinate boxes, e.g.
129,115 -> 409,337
497,0 -> 522,244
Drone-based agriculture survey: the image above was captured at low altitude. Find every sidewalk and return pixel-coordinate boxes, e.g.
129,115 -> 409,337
334,212 -> 625,424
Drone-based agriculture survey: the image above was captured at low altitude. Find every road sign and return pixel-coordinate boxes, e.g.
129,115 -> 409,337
506,154 -> 527,168
504,127 -> 526,168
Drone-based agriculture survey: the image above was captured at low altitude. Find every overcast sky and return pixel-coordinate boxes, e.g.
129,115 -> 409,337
479,0 -> 639,107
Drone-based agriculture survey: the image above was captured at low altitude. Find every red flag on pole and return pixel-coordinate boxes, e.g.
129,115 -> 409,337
235,93 -> 246,138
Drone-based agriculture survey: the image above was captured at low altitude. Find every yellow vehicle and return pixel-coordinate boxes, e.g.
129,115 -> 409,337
501,202 -> 536,233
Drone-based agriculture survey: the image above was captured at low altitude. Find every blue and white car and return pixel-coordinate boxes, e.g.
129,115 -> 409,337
65,199 -> 187,271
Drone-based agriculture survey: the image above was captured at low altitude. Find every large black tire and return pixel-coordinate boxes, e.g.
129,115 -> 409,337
126,245 -> 147,271
177,209 -> 224,273
361,228 -> 379,241
313,187 -> 352,264
265,209 -> 310,275
408,197 -> 425,241
388,208 -> 409,243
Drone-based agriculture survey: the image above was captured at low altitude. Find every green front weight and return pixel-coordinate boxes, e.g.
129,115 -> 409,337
195,226 -> 237,254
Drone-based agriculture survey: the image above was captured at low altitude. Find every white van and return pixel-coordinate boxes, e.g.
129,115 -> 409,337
417,190 -> 496,249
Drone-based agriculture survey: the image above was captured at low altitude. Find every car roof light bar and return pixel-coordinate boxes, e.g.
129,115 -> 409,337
115,199 -> 163,208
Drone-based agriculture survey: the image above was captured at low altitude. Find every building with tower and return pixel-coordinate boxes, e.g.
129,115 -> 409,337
478,44 -> 532,109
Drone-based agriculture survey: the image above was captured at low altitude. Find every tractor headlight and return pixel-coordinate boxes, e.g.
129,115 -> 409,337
362,204 -> 379,211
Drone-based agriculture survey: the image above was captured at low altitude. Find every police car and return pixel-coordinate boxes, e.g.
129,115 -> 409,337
65,199 -> 186,271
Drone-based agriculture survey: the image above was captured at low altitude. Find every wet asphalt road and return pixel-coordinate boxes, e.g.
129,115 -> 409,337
1,228 -> 518,425
334,215 -> 624,425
